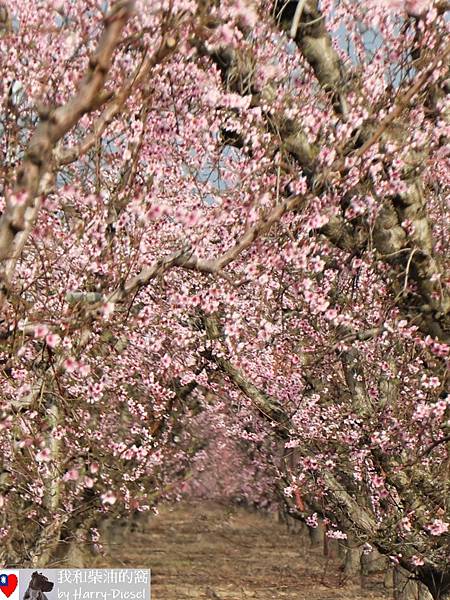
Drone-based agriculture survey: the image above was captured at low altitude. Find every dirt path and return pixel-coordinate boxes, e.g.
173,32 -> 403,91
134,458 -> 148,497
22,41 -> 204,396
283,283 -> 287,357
96,501 -> 388,600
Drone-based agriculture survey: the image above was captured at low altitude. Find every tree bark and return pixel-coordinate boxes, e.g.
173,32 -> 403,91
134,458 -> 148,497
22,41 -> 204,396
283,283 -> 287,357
394,567 -> 419,600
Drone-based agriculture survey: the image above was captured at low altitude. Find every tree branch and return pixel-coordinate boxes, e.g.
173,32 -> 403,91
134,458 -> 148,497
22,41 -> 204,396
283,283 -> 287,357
55,36 -> 178,166
0,1 -> 135,303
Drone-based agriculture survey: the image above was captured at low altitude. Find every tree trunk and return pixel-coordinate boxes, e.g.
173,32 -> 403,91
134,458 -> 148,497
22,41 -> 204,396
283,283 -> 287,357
323,535 -> 340,559
418,586 -> 434,600
385,568 -> 394,590
61,535 -> 96,568
393,567 -> 420,600
362,548 -> 388,573
342,543 -> 363,577
356,548 -> 387,589
308,520 -> 324,548
46,518 -> 98,567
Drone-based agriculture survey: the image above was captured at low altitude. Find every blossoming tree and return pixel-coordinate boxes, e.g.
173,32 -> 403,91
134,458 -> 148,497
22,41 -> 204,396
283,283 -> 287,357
0,0 -> 448,597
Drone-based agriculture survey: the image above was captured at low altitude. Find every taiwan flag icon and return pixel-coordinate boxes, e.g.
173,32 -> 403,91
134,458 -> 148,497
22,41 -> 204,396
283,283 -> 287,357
0,572 -> 19,600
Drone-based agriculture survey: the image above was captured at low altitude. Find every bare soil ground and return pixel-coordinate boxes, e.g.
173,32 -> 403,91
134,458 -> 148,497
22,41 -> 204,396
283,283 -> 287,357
95,501 -> 389,600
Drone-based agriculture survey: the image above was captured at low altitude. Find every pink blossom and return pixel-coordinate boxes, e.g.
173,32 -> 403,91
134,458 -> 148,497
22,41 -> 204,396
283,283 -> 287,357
78,362 -> 91,377
405,0 -> 431,14
36,448 -> 51,462
311,256 -> 325,273
400,517 -> 412,532
9,191 -> 28,207
45,333 -> 61,348
214,24 -> 235,47
63,357 -> 78,373
161,354 -> 172,368
183,210 -> 201,227
427,519 -> 449,536
373,0 -> 431,14
223,93 -> 251,110
283,486 -> 294,498
306,513 -> 319,528
325,308 -> 338,321
101,491 -> 117,505
146,204 -> 165,220
326,529 -> 348,540
34,324 -> 49,338
100,302 -> 115,319
236,1 -> 257,29
371,475 -> 385,488
63,469 -> 79,481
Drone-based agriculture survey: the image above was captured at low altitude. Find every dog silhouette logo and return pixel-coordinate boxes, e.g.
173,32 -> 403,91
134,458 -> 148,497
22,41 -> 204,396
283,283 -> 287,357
23,573 -> 54,600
